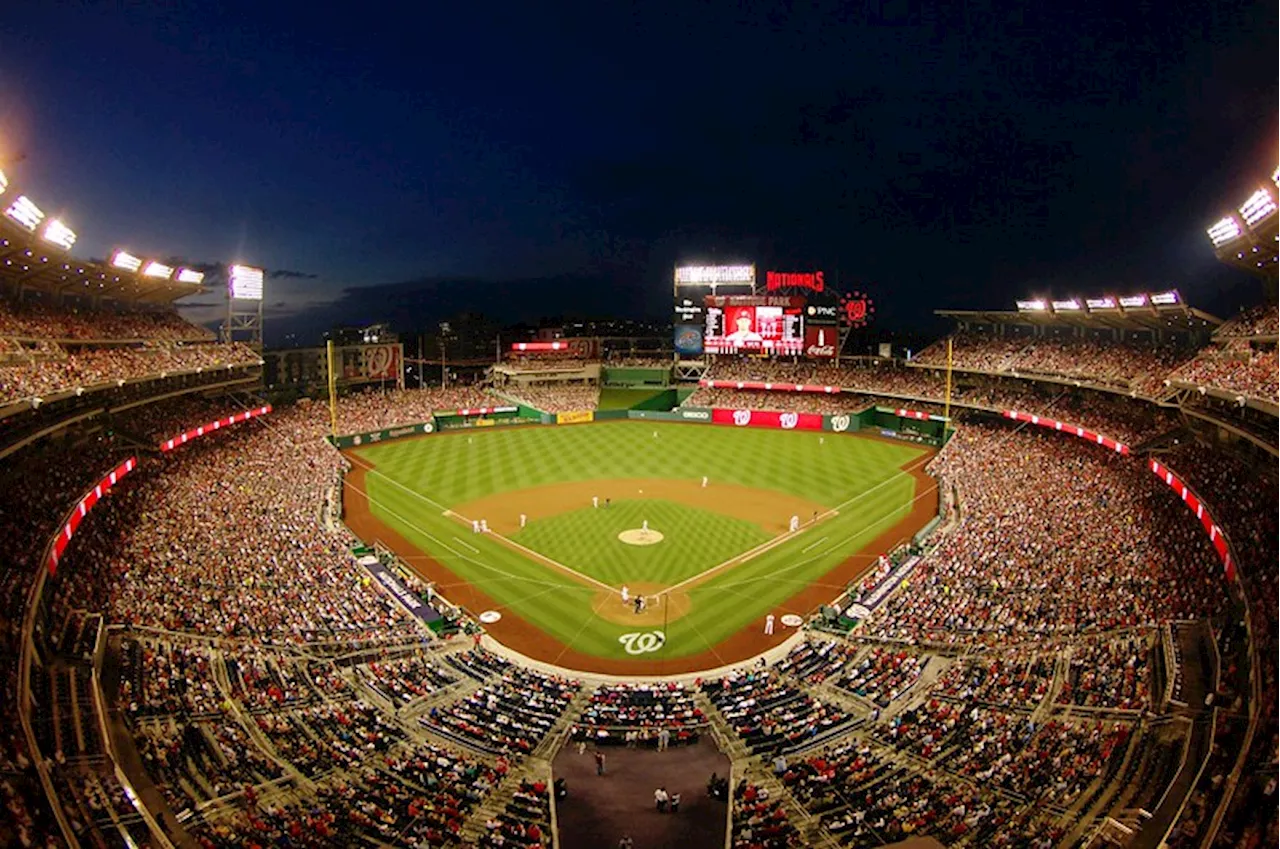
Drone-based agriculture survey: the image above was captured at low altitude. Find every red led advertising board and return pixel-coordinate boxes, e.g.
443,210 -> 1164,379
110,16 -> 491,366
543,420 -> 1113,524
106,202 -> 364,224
160,406 -> 271,451
711,407 -> 824,431
765,271 -> 825,293
49,457 -> 137,574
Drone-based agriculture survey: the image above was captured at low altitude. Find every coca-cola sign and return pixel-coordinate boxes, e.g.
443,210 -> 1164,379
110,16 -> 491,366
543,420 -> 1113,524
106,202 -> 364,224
804,325 -> 837,358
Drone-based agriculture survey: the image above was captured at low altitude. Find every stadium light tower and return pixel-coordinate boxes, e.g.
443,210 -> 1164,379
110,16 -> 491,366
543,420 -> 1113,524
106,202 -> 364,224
1205,172 -> 1279,284
222,264 -> 265,349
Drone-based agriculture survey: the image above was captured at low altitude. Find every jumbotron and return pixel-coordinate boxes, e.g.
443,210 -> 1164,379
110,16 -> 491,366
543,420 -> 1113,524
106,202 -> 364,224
0,165 -> 1275,849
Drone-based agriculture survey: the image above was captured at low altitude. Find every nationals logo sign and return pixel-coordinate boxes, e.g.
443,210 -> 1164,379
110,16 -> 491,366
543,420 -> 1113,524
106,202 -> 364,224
839,290 -> 876,328
362,344 -> 402,380
831,414 -> 851,432
618,631 -> 666,655
713,408 -> 823,431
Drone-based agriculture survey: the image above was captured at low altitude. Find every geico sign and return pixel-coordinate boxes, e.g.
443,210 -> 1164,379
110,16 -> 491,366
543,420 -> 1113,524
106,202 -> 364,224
681,410 -> 710,420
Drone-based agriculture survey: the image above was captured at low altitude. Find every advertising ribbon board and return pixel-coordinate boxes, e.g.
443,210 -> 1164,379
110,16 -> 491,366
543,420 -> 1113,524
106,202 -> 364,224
711,408 -> 824,431
557,410 -> 595,424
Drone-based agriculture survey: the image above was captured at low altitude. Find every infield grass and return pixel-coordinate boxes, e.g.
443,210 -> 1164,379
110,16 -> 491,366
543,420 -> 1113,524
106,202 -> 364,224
350,421 -> 928,660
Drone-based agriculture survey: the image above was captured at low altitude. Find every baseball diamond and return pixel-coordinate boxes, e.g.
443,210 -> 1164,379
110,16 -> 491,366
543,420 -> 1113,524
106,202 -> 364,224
341,420 -> 936,673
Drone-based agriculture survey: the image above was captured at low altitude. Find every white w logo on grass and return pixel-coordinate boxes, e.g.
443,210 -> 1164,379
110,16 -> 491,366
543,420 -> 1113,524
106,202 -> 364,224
618,631 -> 666,654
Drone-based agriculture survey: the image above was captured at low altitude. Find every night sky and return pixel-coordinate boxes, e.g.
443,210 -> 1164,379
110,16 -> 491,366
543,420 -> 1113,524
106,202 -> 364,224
1,0 -> 1275,344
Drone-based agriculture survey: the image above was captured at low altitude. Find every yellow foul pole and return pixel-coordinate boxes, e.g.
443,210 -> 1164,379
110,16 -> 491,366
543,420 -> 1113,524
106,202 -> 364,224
327,340 -> 338,439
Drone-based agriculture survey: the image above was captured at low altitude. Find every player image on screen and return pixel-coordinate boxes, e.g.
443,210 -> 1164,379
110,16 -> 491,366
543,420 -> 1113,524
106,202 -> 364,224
724,308 -> 764,344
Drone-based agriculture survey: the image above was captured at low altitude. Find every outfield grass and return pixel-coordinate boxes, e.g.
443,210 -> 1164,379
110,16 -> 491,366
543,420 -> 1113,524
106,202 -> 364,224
596,387 -> 669,410
351,421 -> 928,660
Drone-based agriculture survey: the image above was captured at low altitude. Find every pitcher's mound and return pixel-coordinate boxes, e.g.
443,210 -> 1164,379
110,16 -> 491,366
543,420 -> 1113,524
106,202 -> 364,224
618,528 -> 664,546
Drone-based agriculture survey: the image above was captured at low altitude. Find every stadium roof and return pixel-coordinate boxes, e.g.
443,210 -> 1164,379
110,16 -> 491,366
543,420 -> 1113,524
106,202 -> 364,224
937,298 -> 1221,333
0,218 -> 202,304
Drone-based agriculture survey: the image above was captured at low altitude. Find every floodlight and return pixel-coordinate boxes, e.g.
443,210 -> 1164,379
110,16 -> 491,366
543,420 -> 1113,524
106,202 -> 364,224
229,264 -> 264,299
0,169 -> 7,195
1085,297 -> 1116,309
42,219 -> 76,250
1051,299 -> 1080,311
1206,216 -> 1242,246
1119,295 -> 1148,308
176,268 -> 205,284
5,195 -> 44,231
111,250 -> 143,271
142,261 -> 174,278
1238,188 -> 1276,227
1149,291 -> 1180,305
1015,299 -> 1046,311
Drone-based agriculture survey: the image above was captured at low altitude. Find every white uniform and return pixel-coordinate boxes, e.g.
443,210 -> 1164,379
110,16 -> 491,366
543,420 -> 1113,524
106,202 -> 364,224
621,585 -> 630,602
765,614 -> 775,635
789,515 -> 800,532
642,520 -> 649,532
701,476 -> 708,488
472,519 -> 480,533
520,514 -> 527,528
593,496 -> 599,508
480,519 -> 489,533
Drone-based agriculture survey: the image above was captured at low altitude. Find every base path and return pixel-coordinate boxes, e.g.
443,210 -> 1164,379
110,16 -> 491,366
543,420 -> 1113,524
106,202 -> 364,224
341,453 -> 938,676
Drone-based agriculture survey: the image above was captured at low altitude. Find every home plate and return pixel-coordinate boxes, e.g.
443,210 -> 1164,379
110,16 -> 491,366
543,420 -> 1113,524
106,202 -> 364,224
618,528 -> 664,546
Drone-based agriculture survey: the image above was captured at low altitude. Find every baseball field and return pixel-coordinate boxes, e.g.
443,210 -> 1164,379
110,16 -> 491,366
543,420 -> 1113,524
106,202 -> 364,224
341,420 -> 936,674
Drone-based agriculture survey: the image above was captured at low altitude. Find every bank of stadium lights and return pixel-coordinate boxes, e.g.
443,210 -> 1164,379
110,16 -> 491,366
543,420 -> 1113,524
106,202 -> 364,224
1207,216 -> 1243,247
111,250 -> 143,272
42,219 -> 76,250
142,261 -> 174,279
1238,188 -> 1277,227
5,195 -> 45,231
0,169 -> 8,195
228,264 -> 264,300
175,268 -> 204,284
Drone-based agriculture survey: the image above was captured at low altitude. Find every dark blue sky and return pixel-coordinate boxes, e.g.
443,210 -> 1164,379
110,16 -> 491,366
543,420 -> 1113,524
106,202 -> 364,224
1,0 -> 1275,343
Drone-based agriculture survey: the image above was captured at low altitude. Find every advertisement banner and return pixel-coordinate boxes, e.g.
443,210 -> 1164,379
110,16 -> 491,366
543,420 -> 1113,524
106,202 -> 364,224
699,379 -> 842,394
804,325 -> 838,358
1002,410 -> 1128,455
357,555 -> 444,625
49,457 -> 137,574
674,324 -> 704,355
1149,459 -> 1233,580
331,420 -> 437,449
160,405 -> 272,451
711,408 -> 824,431
557,410 -> 595,424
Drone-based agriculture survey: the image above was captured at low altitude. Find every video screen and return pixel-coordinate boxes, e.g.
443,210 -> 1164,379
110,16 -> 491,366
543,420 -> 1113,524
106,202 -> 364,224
704,300 -> 804,355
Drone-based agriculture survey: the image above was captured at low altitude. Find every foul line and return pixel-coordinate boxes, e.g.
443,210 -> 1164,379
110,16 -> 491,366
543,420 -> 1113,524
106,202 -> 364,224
443,509 -> 615,594
802,536 -> 828,554
451,537 -> 479,554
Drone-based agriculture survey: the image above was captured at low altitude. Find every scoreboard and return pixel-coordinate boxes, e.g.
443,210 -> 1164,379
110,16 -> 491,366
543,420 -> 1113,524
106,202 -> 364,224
702,295 -> 805,355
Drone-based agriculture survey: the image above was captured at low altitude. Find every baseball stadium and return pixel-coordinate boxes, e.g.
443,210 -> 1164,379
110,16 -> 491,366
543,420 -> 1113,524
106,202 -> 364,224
0,150 -> 1275,849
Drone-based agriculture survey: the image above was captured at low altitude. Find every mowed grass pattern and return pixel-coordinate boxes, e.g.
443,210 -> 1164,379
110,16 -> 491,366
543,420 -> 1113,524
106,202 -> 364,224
351,421 -> 928,659
511,500 -> 772,586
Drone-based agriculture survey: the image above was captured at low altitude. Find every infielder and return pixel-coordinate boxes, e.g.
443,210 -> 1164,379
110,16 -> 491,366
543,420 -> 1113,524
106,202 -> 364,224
789,515 -> 800,532
701,475 -> 708,488
621,585 -> 630,603
764,614 -> 775,635
472,519 -> 480,533
480,519 -> 489,533
593,496 -> 599,508
520,513 -> 527,528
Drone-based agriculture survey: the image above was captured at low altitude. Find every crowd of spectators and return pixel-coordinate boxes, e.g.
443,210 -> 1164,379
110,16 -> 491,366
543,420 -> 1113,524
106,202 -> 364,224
862,421 -> 1227,644
571,682 -> 705,748
731,780 -> 801,849
0,298 -> 214,342
1215,303 -> 1279,338
702,669 -> 854,755
1056,632 -> 1152,711
504,384 -> 599,413
913,331 -> 1198,395
335,385 -> 506,433
0,341 -> 261,406
933,647 -> 1055,709
424,650 -> 579,756
1168,340 -> 1279,404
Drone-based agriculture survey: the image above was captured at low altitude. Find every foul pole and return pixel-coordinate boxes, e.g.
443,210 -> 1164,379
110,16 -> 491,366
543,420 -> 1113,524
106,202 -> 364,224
327,340 -> 338,439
